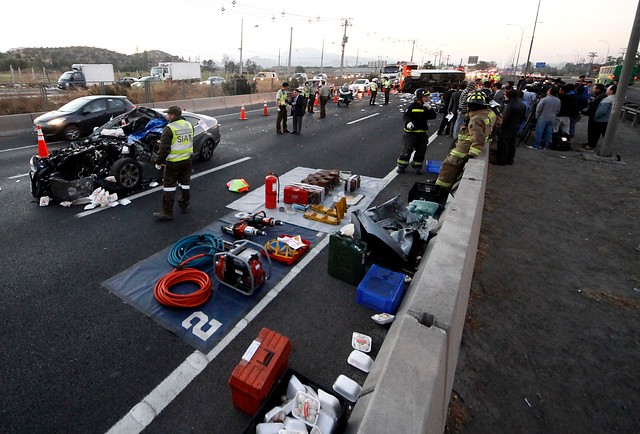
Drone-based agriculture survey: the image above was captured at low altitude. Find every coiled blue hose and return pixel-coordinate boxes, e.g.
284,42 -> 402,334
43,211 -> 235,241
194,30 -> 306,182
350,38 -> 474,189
168,234 -> 225,269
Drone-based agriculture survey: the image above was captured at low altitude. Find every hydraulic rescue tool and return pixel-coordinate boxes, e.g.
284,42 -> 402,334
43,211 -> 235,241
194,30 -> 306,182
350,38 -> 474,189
214,240 -> 272,296
221,211 -> 284,239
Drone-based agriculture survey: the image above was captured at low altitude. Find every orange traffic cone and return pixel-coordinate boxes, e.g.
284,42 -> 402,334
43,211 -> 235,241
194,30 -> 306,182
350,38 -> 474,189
262,100 -> 269,116
333,92 -> 338,103
239,103 -> 247,120
367,88 -> 371,96
36,125 -> 49,158
314,93 -> 319,107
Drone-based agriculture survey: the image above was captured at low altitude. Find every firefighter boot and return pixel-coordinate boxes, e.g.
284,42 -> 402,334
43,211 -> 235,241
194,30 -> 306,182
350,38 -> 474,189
153,192 -> 174,221
396,166 -> 405,174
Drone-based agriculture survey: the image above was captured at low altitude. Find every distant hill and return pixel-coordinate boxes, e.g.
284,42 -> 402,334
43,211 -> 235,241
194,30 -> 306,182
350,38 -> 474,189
0,46 -> 184,73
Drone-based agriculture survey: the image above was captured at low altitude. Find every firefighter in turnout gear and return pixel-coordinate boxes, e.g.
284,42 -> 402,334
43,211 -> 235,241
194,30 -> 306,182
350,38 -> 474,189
436,91 -> 499,189
153,106 -> 195,220
396,88 -> 437,174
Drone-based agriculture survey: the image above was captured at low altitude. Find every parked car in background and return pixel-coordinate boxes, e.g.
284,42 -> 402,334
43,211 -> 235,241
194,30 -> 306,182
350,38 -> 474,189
289,73 -> 308,82
131,75 -> 163,88
350,78 -> 371,93
116,76 -> 138,87
313,73 -> 328,80
200,76 -> 226,86
30,106 -> 222,202
33,95 -> 135,141
253,71 -> 278,81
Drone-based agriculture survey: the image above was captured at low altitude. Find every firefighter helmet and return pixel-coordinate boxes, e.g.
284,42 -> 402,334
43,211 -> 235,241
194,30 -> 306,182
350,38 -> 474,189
466,90 -> 488,107
414,88 -> 431,99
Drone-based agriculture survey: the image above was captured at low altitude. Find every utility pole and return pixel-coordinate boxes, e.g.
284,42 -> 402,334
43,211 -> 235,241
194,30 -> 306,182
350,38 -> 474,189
339,18 -> 351,81
599,0 -> 640,158
523,0 -> 541,79
410,40 -> 415,63
587,51 -> 597,77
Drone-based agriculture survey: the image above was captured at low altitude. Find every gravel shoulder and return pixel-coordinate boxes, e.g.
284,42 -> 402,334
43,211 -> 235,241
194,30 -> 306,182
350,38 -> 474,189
447,109 -> 640,433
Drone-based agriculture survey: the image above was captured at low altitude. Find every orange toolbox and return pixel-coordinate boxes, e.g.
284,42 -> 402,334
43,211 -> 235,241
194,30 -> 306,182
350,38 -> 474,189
229,327 -> 291,415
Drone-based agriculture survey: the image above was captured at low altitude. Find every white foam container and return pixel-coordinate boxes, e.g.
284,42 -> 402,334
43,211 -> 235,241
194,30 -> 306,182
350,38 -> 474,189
255,422 -> 285,434
317,389 -> 341,419
286,374 -> 306,400
283,415 -> 308,432
332,374 -> 362,402
347,349 -> 374,373
291,390 -> 321,426
351,332 -> 372,353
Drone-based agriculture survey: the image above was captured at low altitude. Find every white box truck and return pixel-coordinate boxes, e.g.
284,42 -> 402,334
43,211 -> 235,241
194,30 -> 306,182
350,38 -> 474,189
57,64 -> 115,89
150,62 -> 201,81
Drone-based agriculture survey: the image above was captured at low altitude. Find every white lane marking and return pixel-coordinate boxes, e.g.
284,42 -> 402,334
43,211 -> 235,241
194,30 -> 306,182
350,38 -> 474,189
75,157 -> 252,218
346,113 -> 380,125
0,144 -> 37,153
8,173 -> 30,179
106,235 -> 330,434
384,130 -> 440,181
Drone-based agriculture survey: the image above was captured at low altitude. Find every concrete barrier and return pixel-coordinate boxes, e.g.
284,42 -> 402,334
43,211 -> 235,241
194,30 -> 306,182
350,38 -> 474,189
345,154 -> 488,433
0,93 -> 276,137
0,112 -> 43,137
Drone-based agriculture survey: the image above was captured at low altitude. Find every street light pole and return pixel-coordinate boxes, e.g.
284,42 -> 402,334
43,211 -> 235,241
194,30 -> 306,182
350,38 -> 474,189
239,19 -> 244,77
508,19 -> 542,77
287,27 -> 293,77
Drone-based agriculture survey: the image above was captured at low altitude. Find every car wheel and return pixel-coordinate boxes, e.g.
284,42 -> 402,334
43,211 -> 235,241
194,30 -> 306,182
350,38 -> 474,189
109,158 -> 142,190
64,124 -> 81,141
337,99 -> 342,107
199,139 -> 215,161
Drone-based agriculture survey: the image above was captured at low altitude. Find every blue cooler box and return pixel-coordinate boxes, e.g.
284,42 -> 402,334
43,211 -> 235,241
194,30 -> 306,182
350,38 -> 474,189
356,264 -> 406,314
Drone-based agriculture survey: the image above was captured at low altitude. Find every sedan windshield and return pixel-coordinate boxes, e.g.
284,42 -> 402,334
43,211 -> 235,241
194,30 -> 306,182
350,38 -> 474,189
57,98 -> 90,113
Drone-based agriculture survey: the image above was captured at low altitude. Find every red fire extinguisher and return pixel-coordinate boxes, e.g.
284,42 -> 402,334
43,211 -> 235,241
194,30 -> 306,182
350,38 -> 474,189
265,172 -> 279,209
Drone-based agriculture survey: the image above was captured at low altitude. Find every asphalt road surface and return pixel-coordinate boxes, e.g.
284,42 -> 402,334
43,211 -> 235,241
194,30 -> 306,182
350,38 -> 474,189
0,93 -> 456,433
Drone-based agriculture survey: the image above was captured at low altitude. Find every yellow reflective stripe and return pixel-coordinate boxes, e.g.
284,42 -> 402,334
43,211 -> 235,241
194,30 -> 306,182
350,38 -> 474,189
397,159 -> 410,164
451,150 -> 467,158
412,108 -> 425,113
469,147 -> 481,156
404,129 -> 428,133
459,134 -> 472,140
435,178 -> 452,187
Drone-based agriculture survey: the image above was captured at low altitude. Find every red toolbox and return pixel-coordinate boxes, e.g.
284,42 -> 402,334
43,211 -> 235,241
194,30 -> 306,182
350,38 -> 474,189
229,328 -> 291,415
283,185 -> 309,204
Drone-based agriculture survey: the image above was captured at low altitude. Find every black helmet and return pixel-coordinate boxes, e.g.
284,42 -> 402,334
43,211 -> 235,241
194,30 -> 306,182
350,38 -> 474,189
414,88 -> 431,100
466,90 -> 488,107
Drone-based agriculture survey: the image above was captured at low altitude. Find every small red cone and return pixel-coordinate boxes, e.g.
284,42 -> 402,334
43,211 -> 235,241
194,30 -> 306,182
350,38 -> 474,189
314,92 -> 319,107
367,88 -> 371,96
333,92 -> 338,103
239,103 -> 247,120
262,100 -> 269,116
36,125 -> 49,158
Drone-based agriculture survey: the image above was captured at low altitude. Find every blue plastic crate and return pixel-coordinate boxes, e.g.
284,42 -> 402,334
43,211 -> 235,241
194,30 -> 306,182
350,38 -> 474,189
356,264 -> 406,314
426,160 -> 443,174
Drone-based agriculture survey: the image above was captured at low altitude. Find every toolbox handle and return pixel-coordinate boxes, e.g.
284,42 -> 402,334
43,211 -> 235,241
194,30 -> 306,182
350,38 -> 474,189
257,349 -> 274,367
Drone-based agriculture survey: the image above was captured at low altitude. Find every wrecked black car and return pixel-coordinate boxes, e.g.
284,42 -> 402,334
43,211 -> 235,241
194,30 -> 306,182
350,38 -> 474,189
29,106 -> 221,202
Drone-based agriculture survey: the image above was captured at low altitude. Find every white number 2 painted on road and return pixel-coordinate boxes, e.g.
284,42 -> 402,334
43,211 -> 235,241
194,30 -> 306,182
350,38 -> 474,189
181,312 -> 222,341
